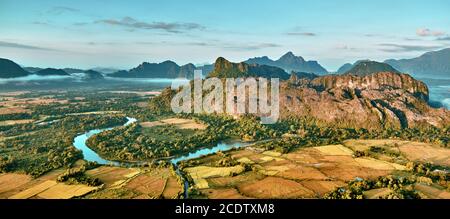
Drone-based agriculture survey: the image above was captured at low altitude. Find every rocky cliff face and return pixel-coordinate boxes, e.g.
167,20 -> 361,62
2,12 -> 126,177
310,72 -> 429,101
209,57 -> 290,79
282,70 -> 448,129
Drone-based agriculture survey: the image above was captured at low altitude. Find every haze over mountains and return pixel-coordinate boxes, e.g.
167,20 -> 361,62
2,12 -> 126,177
245,52 -> 329,75
1,50 -> 449,121
0,58 -> 29,78
337,48 -> 450,78
208,57 -> 290,80
2,48 -> 449,80
107,52 -> 329,79
0,58 -> 104,80
385,48 -> 450,78
35,68 -> 70,76
109,61 -> 197,79
98,48 -> 450,79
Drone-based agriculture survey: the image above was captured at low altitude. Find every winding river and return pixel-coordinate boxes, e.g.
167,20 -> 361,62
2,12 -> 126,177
72,117 -> 249,198
73,117 -> 137,165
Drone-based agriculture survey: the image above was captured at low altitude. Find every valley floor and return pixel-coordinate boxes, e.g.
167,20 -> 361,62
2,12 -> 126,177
0,90 -> 448,199
182,139 -> 450,199
1,139 -> 448,199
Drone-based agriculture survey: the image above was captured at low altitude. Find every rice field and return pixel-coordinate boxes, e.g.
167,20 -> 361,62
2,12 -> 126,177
0,173 -> 33,197
85,166 -> 140,188
86,167 -> 182,199
184,139 -> 441,199
140,118 -> 207,130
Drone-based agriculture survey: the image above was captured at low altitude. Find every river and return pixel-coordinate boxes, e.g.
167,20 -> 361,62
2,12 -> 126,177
72,117 -> 249,198
72,117 -> 137,165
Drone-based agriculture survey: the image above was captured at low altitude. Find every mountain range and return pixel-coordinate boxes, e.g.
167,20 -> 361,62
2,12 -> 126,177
35,68 -> 70,76
384,48 -> 450,78
336,59 -> 371,74
0,59 -> 103,80
208,57 -> 290,79
336,48 -> 450,78
343,61 -> 400,76
109,61 -> 197,79
154,58 -> 449,129
83,70 -> 105,80
1,48 -> 449,80
1,54 -> 448,129
245,52 -> 329,75
282,60 -> 448,129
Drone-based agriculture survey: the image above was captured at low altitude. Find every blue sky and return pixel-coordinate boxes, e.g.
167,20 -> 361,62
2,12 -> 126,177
0,0 -> 449,71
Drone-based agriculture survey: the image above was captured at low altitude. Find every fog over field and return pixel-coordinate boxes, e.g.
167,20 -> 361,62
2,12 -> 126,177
0,75 -> 177,92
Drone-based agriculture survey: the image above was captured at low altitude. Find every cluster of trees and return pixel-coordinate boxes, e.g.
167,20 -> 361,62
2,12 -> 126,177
256,116 -> 449,153
30,91 -> 150,118
86,113 -> 280,162
214,152 -> 238,167
57,165 -> 102,186
369,126 -> 449,148
406,162 -> 449,187
324,162 -> 449,199
148,88 -> 176,115
324,175 -> 419,199
354,146 -> 401,158
0,155 -> 15,173
86,120 -> 224,161
0,123 -> 44,135
242,116 -> 362,153
194,114 -> 281,141
0,113 -> 32,121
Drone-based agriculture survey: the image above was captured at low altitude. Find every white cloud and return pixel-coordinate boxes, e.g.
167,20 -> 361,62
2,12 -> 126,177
416,28 -> 445,37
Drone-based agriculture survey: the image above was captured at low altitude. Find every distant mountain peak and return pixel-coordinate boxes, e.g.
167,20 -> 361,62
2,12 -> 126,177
344,61 -> 400,76
110,60 -> 197,79
0,58 -> 29,78
244,52 -> 328,75
209,57 -> 289,79
278,51 -> 305,62
384,48 -> 450,78
215,57 -> 228,64
281,51 -> 295,58
337,59 -> 373,74
83,69 -> 104,80
35,68 -> 70,76
336,63 -> 352,74
161,60 -> 178,65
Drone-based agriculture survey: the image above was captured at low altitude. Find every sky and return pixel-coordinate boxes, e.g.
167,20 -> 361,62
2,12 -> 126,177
0,0 -> 449,71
